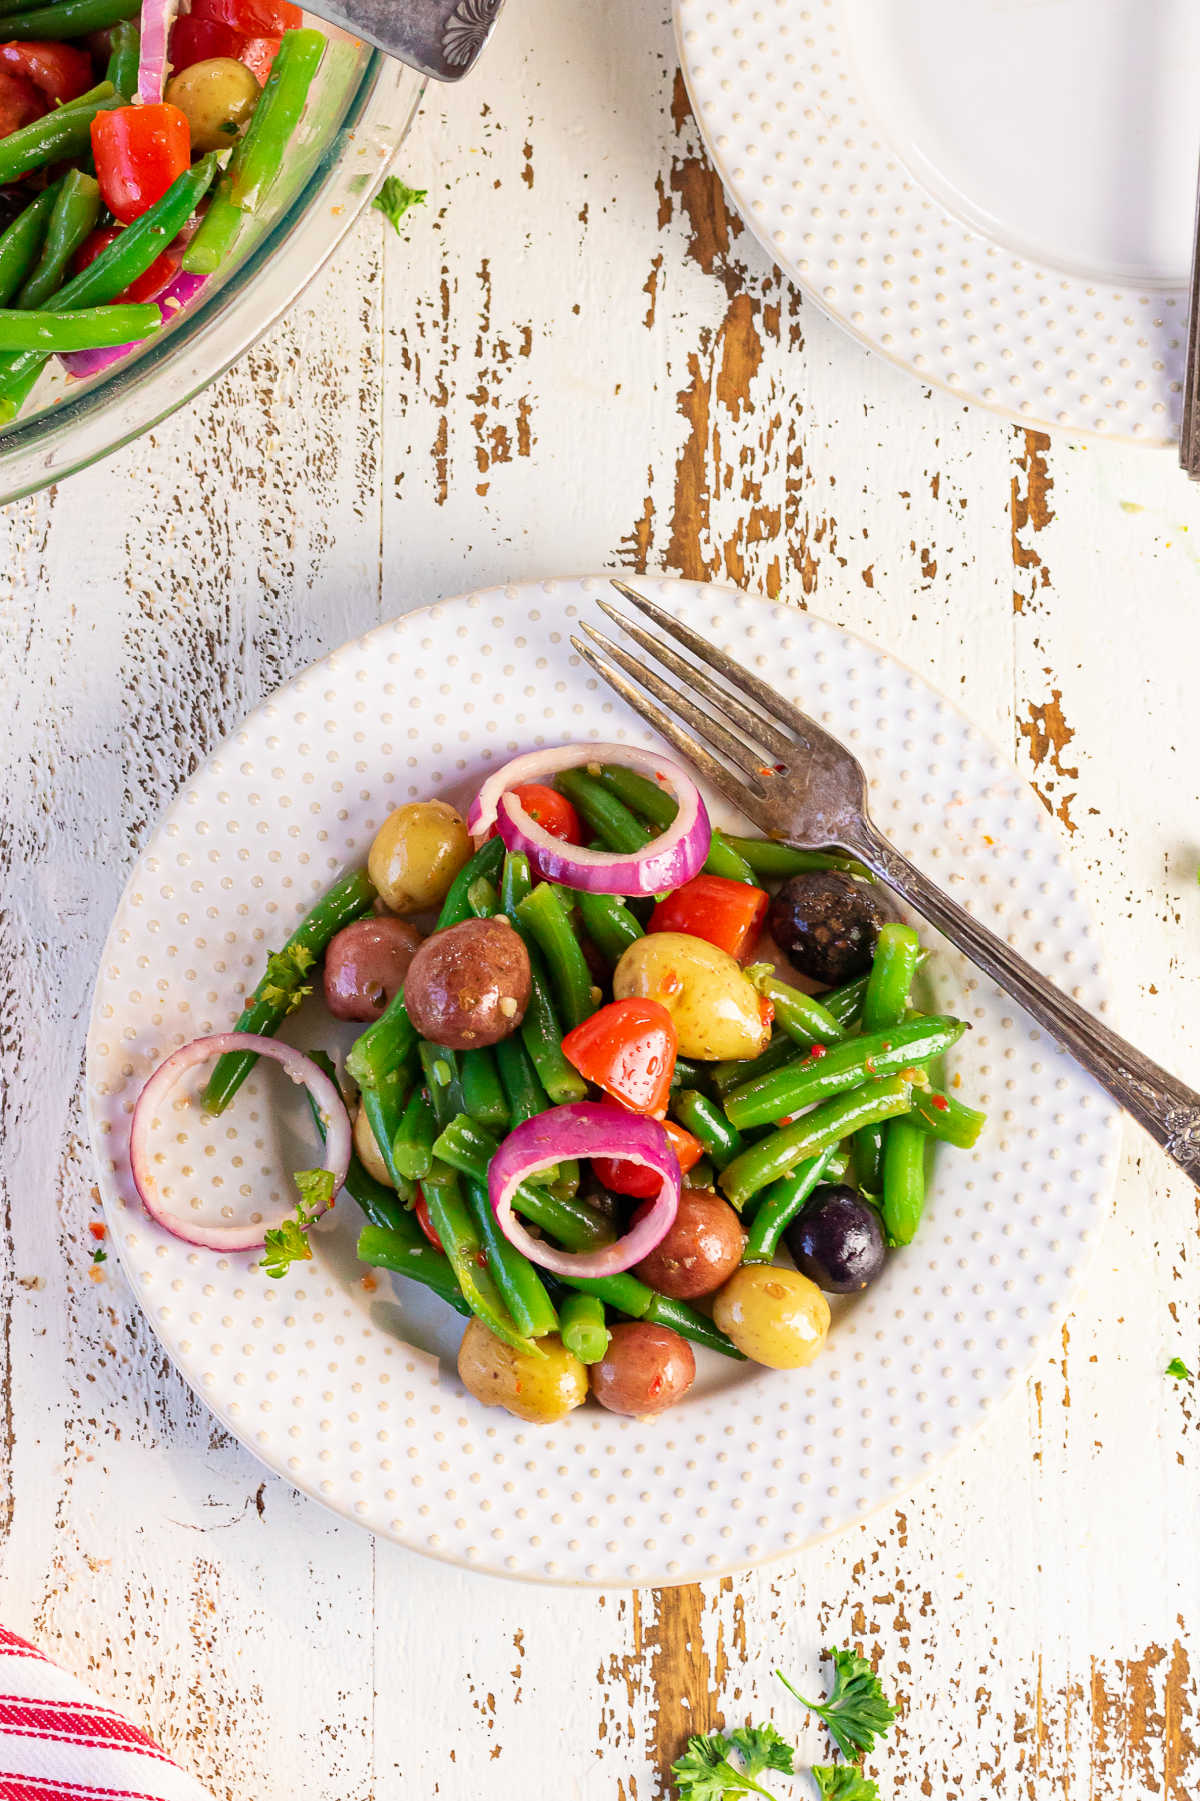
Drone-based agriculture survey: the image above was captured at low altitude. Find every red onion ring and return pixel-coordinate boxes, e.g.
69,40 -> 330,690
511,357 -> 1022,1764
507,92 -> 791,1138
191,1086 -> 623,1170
466,743 -> 711,895
136,0 -> 181,104
129,1033 -> 351,1252
488,1102 -> 680,1278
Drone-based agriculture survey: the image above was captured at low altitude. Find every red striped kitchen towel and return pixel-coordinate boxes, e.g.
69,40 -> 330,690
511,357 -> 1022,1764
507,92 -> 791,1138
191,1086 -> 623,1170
0,1626 -> 212,1801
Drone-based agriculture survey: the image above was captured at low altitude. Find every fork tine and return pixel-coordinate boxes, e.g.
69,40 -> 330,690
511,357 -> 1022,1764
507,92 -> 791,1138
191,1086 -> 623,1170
577,624 -> 769,791
609,578 -> 834,746
594,598 -> 796,761
570,636 -> 772,823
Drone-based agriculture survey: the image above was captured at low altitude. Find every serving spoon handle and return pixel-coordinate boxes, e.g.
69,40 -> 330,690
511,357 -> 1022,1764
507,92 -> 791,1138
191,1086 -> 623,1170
308,0 -> 505,80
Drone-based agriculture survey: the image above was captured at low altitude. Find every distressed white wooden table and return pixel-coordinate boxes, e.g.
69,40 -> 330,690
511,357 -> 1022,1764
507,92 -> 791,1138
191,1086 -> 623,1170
2,4 -> 1198,1795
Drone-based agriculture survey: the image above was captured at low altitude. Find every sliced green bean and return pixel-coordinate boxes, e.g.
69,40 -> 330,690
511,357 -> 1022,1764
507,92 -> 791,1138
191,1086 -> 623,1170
203,865 -> 375,1113
16,170 -> 100,311
307,1050 -> 407,1233
671,1054 -> 709,1092
357,1221 -> 472,1320
747,965 -> 847,1047
575,888 -> 643,964
460,1046 -> 509,1130
520,942 -> 588,1103
853,924 -> 922,1195
466,874 -> 500,918
724,1015 -> 965,1130
687,1155 -> 716,1190
558,1291 -> 609,1364
555,768 -> 651,854
821,973 -> 870,1029
500,849 -> 533,914
462,1176 -> 558,1341
494,1034 -> 551,1128
910,1088 -> 986,1149
882,1118 -> 927,1245
105,16 -> 139,94
720,1074 -> 916,1209
2,0 -> 138,37
433,834 -> 505,930
721,835 -> 874,883
552,1269 -> 744,1359
360,1064 -> 418,1200
392,1085 -> 437,1182
421,1163 -> 537,1353
742,1144 -> 841,1263
0,303 -> 160,351
0,87 -> 118,185
711,1034 -> 796,1098
345,985 -> 419,1092
669,1088 -> 745,1170
419,1040 -> 465,1132
597,763 -> 757,884
431,1114 -> 612,1251
514,881 -> 595,1030
0,184 -> 59,309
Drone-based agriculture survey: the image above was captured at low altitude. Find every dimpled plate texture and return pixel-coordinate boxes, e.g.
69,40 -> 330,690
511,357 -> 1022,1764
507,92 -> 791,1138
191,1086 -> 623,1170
86,576 -> 1121,1586
674,0 -> 1187,444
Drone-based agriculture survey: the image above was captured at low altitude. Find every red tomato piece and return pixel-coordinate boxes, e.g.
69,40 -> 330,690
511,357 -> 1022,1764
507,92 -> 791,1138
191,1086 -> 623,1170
168,14 -> 247,71
413,1188 -> 444,1254
509,782 -> 583,844
238,35 -> 281,81
190,0 -> 301,36
561,997 -> 677,1117
0,66 -> 44,139
593,1116 -> 703,1198
91,103 -> 191,224
0,41 -> 92,106
73,226 -> 181,302
649,873 -> 769,962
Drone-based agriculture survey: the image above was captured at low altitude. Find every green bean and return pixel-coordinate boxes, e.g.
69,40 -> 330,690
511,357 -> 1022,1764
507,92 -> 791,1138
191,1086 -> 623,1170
462,1177 -> 558,1341
747,966 -> 847,1047
421,1163 -> 537,1353
0,302 -> 160,351
575,888 -> 642,964
0,185 -> 59,308
721,835 -> 874,883
0,83 -> 120,185
687,1155 -> 715,1190
392,1085 -> 437,1182
741,1145 -> 841,1263
357,1221 -> 472,1320
711,1034 -> 796,1098
720,1074 -> 916,1209
596,764 -> 757,884
105,17 -> 139,94
520,941 -> 588,1103
670,1054 -> 710,1092
419,1041 -> 465,1132
460,1047 -> 509,1130
430,834 -> 505,930
202,865 -> 375,1113
0,359 -> 39,423
551,1268 -> 744,1359
557,1291 -> 609,1363
16,171 -> 100,312
306,1050 -> 408,1233
0,153 -> 219,401
344,985 -> 419,1092
910,1088 -> 986,1149
183,28 -> 325,274
555,768 -> 651,854
2,0 -> 138,37
431,1114 -> 612,1251
360,1063 -> 418,1199
500,849 -> 533,914
514,882 -> 595,1030
466,874 -> 500,918
494,1034 -> 551,1127
821,973 -> 870,1029
669,1088 -> 745,1170
724,1015 -> 965,1130
853,924 -> 922,1194
882,1118 -> 927,1245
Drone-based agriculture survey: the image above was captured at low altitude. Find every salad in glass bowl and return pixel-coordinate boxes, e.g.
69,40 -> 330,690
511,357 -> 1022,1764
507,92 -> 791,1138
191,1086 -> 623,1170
129,744 -> 986,1427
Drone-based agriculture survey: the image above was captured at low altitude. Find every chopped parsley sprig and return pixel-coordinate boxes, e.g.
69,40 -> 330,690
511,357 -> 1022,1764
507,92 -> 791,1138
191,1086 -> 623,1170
1166,1356 -> 1192,1381
260,1168 -> 335,1279
777,1649 -> 896,1763
373,176 -> 427,234
812,1768 -> 880,1801
672,1724 -> 796,1801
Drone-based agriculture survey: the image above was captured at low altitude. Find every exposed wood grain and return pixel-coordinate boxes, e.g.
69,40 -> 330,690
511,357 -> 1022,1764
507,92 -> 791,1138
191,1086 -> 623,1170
0,3 -> 1196,1797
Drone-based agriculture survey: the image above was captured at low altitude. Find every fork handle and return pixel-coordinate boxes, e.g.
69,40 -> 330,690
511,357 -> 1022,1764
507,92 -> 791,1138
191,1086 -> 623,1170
848,822 -> 1200,1186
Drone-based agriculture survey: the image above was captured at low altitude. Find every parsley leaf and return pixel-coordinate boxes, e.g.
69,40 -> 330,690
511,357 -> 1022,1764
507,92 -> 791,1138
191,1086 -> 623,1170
812,1767 -> 880,1801
373,175 -> 427,234
672,1724 -> 796,1801
91,1247 -> 107,1265
257,943 -> 316,1017
1167,1357 -> 1192,1381
260,1169 -> 334,1279
778,1649 -> 896,1762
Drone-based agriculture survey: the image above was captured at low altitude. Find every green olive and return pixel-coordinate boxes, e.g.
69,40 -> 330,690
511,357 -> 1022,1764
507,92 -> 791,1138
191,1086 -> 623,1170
353,1103 -> 393,1189
711,1264 -> 830,1368
612,931 -> 772,1060
165,58 -> 260,154
368,800 -> 471,915
457,1320 -> 587,1424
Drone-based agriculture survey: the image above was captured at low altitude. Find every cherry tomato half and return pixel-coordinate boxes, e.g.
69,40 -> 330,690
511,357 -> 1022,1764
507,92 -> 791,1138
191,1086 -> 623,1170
593,1115 -> 703,1198
0,41 -> 92,107
561,997 -> 678,1117
649,873 -> 769,962
0,66 -> 43,139
91,103 -> 191,224
190,0 -> 301,37
413,1188 -> 444,1254
73,226 -> 180,303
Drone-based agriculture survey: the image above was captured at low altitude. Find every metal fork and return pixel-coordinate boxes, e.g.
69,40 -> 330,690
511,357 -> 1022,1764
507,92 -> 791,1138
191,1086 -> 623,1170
573,580 -> 1200,1188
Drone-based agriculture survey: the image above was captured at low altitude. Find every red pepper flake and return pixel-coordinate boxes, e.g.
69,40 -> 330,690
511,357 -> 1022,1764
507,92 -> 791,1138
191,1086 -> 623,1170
881,1040 -> 893,1053
931,1094 -> 950,1112
360,1273 -> 378,1293
89,1222 -> 107,1241
807,1043 -> 828,1061
864,1056 -> 877,1075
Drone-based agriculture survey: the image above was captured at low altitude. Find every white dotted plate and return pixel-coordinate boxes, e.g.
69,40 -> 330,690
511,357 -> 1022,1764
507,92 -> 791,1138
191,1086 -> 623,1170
86,577 -> 1121,1585
674,0 -> 1193,444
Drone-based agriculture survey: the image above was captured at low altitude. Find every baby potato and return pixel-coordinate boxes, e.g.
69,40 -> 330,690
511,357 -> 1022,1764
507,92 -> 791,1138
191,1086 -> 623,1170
457,1320 -> 587,1424
613,931 -> 771,1061
712,1264 -> 831,1368
368,799 -> 471,915
165,58 -> 259,153
353,1103 -> 394,1188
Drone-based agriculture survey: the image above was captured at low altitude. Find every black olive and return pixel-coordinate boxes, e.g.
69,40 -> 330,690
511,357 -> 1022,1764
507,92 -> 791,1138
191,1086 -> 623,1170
784,1184 -> 887,1292
767,870 -> 892,984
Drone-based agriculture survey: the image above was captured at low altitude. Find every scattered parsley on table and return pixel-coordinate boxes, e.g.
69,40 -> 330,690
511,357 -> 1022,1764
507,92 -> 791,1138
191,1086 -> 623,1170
1166,1356 -> 1192,1381
373,176 -> 428,235
812,1767 -> 881,1801
672,1724 -> 795,1801
777,1648 -> 897,1761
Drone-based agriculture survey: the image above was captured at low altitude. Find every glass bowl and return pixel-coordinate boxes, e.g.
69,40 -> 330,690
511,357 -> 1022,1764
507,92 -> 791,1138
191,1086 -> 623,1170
0,35 -> 423,504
